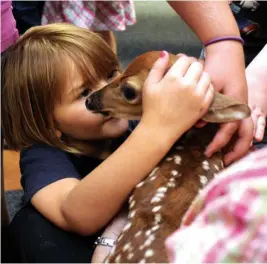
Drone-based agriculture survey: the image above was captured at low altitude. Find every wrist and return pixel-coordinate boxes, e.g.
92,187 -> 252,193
204,36 -> 244,48
137,119 -> 184,150
205,39 -> 244,57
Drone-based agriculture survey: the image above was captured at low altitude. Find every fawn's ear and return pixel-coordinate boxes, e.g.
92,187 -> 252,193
202,92 -> 251,123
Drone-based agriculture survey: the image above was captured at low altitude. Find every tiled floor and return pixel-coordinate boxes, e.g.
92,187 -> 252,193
3,150 -> 22,191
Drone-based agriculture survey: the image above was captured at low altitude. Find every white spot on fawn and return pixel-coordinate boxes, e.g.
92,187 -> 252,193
117,234 -> 123,242
202,160 -> 210,170
129,210 -> 136,218
129,200 -> 135,209
144,238 -> 153,247
139,244 -> 145,250
157,187 -> 167,193
136,181 -> 144,188
123,242 -> 131,251
151,225 -> 160,232
145,230 -> 152,236
127,253 -> 134,260
152,205 -> 161,213
129,195 -> 134,203
123,222 -> 132,232
199,175 -> 208,186
115,255 -> 121,262
214,164 -> 220,171
151,196 -> 162,204
171,170 -> 178,176
166,157 -> 173,161
148,167 -> 159,177
156,192 -> 165,198
167,182 -> 176,188
135,230 -> 142,237
139,259 -> 146,263
145,249 -> 154,258
154,214 -> 162,224
150,176 -> 156,181
174,155 -> 182,165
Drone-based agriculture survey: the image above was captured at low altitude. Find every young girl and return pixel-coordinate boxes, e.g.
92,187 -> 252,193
2,23 -> 213,262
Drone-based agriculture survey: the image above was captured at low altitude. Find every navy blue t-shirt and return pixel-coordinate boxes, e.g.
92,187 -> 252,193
20,121 -> 138,205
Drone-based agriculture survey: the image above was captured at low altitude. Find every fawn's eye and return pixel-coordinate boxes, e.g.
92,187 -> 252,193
121,84 -> 139,102
108,70 -> 119,81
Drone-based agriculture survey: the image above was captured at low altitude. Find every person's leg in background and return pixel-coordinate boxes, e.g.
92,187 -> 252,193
12,1 -> 45,35
41,1 -> 136,55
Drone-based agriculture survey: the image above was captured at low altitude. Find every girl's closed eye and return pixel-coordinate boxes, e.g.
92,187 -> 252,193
78,87 -> 91,99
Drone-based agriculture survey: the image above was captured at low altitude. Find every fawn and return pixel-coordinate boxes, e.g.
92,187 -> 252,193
86,51 -> 251,263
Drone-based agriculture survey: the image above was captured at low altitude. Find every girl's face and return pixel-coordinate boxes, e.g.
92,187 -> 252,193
54,61 -> 129,141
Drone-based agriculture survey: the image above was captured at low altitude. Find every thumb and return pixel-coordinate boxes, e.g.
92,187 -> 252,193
145,50 -> 169,85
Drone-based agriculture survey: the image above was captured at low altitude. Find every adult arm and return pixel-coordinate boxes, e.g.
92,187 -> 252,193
168,1 -> 254,165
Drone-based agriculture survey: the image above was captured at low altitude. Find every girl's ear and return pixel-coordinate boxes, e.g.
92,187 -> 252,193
55,129 -> 62,139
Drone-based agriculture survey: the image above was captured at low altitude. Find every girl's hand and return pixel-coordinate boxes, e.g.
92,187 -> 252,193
141,51 -> 214,141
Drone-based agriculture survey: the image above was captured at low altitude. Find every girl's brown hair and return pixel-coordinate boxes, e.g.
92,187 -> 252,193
2,23 -> 120,153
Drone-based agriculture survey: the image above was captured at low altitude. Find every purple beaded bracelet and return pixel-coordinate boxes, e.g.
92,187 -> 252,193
204,36 -> 244,47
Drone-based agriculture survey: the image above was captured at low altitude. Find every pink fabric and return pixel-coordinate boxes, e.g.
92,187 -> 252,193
42,1 -> 136,31
166,147 -> 267,263
1,1 -> 19,52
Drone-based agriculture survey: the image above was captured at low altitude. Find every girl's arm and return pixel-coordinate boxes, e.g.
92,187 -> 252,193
32,53 -> 214,235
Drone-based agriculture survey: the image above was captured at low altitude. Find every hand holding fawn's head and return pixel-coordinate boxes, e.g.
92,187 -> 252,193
86,51 -> 251,123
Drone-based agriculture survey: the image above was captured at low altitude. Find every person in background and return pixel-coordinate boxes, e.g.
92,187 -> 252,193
12,1 -> 45,34
1,1 -> 19,53
41,1 -> 136,54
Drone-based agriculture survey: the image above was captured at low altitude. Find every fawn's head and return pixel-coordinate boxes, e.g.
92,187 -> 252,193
86,51 -> 251,122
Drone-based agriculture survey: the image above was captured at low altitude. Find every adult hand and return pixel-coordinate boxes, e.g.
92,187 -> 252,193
203,41 -> 254,165
92,210 -> 128,263
246,70 -> 267,142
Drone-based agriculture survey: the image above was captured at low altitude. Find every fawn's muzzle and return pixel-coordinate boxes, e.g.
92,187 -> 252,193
85,92 -> 109,116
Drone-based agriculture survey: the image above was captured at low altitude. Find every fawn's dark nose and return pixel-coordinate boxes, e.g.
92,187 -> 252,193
85,93 -> 103,112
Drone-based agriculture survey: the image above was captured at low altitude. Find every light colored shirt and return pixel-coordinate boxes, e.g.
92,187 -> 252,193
1,1 -> 19,53
166,147 -> 267,263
